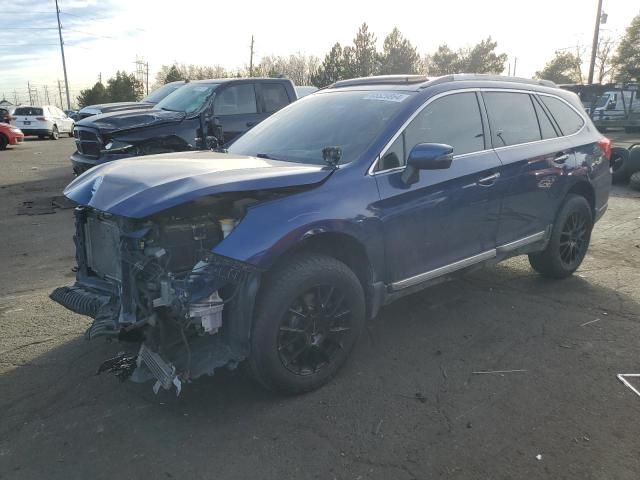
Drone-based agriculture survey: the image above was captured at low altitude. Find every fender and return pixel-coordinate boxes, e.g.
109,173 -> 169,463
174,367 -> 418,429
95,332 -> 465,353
212,170 -> 387,282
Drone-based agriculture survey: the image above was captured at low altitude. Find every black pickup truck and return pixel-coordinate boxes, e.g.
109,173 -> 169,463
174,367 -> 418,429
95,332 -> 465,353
71,78 -> 297,174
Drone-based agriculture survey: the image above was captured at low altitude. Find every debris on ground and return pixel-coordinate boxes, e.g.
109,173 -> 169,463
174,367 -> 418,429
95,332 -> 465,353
472,369 -> 527,375
580,318 -> 600,327
617,374 -> 640,398
17,196 -> 76,215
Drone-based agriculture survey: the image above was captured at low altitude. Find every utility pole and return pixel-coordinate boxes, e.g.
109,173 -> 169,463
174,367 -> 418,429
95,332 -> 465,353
587,0 -> 604,84
513,57 -> 517,77
44,85 -> 50,104
13,90 -> 18,105
145,62 -> 149,95
249,35 -> 255,77
508,62 -> 511,76
58,80 -> 64,108
55,0 -> 71,109
27,82 -> 33,105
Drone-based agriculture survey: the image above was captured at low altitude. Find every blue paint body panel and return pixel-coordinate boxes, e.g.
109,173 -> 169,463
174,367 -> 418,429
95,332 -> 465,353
64,76 -> 611,289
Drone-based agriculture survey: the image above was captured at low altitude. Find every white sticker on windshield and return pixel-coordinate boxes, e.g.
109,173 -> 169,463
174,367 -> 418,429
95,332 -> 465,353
363,92 -> 410,102
193,87 -> 209,92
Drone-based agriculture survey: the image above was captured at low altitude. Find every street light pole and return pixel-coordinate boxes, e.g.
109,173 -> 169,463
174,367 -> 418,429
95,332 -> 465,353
587,0 -> 603,85
55,0 -> 71,109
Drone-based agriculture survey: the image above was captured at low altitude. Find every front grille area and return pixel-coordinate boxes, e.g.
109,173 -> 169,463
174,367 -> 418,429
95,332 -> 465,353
74,126 -> 102,158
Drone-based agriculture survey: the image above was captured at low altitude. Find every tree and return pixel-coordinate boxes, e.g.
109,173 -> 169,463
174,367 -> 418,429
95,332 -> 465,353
77,82 -> 109,108
612,14 -> 640,82
312,43 -> 347,87
164,65 -> 184,83
254,54 -> 319,85
596,37 -> 616,84
535,51 -> 583,84
379,27 -> 421,75
463,37 -> 507,74
347,23 -> 379,77
427,45 -> 461,75
106,71 -> 143,102
427,37 -> 507,75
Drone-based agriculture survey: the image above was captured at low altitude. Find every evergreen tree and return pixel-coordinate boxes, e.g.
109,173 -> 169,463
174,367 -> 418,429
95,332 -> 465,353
106,71 -> 143,102
76,82 -> 108,108
312,43 -> 346,87
379,27 -> 421,75
349,23 -> 379,77
164,65 -> 185,83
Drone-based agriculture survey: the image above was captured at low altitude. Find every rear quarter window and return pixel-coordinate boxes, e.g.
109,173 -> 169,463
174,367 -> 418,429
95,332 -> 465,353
539,95 -> 585,136
261,83 -> 290,113
14,107 -> 43,116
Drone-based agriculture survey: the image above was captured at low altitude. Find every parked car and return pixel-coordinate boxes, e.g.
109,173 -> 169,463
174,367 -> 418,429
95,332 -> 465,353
11,105 -> 74,139
70,78 -> 297,174
0,123 -> 24,149
65,110 -> 79,121
295,86 -> 318,98
0,107 -> 14,124
76,81 -> 186,120
52,74 -> 611,396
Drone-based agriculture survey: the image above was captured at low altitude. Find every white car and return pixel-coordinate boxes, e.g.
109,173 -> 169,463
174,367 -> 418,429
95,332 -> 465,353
11,105 -> 74,140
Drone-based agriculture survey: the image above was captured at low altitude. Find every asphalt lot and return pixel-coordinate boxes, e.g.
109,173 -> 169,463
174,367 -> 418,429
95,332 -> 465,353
1,134 -> 640,479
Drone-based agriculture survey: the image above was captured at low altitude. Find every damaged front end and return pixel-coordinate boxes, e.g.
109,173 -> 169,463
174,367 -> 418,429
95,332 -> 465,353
51,195 -> 265,395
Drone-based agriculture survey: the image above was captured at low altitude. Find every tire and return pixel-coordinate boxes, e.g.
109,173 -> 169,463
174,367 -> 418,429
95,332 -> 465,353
528,194 -> 593,279
0,134 -> 7,150
50,126 -> 59,140
630,171 -> 640,192
611,146 -> 640,183
247,253 -> 365,394
38,135 -> 45,140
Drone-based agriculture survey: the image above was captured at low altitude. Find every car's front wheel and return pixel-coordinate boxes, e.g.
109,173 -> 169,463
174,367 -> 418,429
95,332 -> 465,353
248,253 -> 365,394
528,194 -> 593,279
0,134 -> 7,150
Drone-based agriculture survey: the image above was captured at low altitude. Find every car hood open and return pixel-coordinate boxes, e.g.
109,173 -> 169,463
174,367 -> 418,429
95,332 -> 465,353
77,108 -> 186,134
64,151 -> 333,218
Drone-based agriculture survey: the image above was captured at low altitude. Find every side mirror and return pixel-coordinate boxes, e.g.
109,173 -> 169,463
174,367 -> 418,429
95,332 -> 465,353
401,143 -> 453,185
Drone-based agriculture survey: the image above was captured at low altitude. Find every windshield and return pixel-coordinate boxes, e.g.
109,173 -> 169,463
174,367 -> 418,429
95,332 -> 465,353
595,95 -> 610,108
155,83 -> 218,114
228,90 -> 412,165
143,82 -> 184,104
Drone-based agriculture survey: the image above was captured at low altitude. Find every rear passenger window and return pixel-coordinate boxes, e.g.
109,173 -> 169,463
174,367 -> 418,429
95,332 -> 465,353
484,92 -> 541,146
532,97 -> 558,139
405,92 -> 485,156
214,84 -> 257,115
262,83 -> 290,113
539,96 -> 584,135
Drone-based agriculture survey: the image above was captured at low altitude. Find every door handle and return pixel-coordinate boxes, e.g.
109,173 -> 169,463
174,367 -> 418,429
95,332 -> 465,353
246,121 -> 257,127
553,153 -> 569,164
478,172 -> 500,186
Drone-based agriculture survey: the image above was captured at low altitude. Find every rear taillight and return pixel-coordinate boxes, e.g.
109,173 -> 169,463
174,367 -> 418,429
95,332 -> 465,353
598,136 -> 612,162
36,116 -> 47,121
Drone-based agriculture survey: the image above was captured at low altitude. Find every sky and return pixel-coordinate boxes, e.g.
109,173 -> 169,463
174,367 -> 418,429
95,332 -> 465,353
1,0 -> 638,107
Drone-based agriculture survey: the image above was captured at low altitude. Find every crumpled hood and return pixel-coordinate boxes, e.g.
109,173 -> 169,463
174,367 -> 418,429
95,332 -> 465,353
64,151 -> 333,218
77,108 -> 186,133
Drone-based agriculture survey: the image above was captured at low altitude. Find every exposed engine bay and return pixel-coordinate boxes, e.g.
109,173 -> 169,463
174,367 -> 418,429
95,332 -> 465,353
50,191 -> 286,394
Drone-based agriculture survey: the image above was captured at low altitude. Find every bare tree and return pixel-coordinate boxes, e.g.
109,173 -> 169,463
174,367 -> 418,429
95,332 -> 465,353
596,37 -> 616,83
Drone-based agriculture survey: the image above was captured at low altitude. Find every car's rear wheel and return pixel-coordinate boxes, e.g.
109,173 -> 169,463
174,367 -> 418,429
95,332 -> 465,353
0,134 -> 7,150
50,126 -> 59,140
248,253 -> 365,394
528,194 -> 593,279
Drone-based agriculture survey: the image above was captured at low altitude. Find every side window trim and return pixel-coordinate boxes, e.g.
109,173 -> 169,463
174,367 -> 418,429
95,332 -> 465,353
370,88 -> 485,175
532,95 -> 561,137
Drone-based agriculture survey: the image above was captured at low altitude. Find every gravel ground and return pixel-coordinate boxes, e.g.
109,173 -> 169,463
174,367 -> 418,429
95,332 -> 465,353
1,135 -> 640,480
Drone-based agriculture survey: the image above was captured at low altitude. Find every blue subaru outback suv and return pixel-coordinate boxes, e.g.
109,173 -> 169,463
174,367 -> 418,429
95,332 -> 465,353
51,74 -> 611,395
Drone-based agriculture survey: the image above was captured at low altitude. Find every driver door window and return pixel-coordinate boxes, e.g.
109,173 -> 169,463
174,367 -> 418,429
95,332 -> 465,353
379,92 -> 485,171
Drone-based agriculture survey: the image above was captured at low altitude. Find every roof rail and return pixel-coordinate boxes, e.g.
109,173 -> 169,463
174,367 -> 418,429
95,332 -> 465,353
329,75 -> 430,88
421,74 -> 557,88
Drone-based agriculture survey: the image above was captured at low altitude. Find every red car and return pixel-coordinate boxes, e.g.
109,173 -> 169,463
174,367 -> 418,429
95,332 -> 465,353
0,123 -> 24,150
